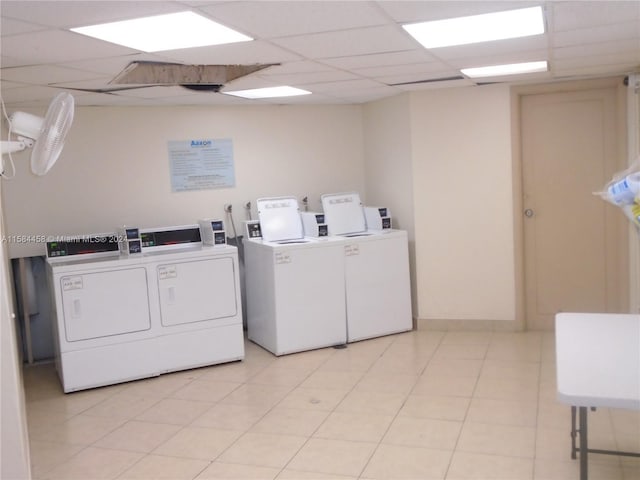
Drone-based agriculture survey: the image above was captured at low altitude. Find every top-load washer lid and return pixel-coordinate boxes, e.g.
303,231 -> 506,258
321,192 -> 367,236
257,196 -> 307,243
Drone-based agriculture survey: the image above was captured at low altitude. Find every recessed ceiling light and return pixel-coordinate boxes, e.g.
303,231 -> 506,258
461,61 -> 548,78
403,6 -> 545,49
223,86 -> 312,99
71,11 -> 252,52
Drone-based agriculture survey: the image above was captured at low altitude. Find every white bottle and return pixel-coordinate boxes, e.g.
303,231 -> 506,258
607,172 -> 640,205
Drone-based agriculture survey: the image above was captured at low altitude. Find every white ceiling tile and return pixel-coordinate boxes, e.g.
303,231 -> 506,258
552,1 -> 640,31
270,26 -> 420,59
158,40 -> 301,65
321,50 -> 437,70
430,35 -> 548,61
354,62 -> 454,79
0,16 -> 47,36
62,53 -> 182,78
258,61 -> 336,76
445,49 -> 549,70
378,1 -> 540,23
554,52 -> 640,71
554,62 -> 638,79
256,70 -> 360,86
0,65 -> 104,85
1,30 -> 137,65
553,21 -> 640,48
0,1 -> 183,29
395,78 -> 475,91
200,1 -> 388,38
553,39 -> 640,60
301,78 -> 386,94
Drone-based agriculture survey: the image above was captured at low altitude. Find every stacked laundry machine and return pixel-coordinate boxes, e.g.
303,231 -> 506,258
243,193 -> 412,355
46,222 -> 244,393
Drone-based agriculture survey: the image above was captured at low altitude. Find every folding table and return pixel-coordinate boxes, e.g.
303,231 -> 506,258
555,312 -> 640,480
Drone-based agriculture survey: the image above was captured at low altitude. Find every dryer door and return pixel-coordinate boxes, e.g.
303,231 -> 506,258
60,267 -> 151,342
157,257 -> 238,326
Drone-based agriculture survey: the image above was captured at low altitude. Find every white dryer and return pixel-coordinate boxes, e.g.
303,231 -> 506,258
245,197 -> 347,356
141,226 -> 244,373
47,227 -> 245,393
321,192 -> 412,342
47,237 -> 158,393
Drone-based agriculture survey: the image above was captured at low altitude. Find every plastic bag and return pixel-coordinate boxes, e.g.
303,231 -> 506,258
596,159 -> 640,205
595,159 -> 640,233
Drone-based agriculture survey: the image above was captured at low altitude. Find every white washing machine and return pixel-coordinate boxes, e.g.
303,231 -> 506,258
141,225 -> 244,373
322,192 -> 412,342
47,237 -> 158,393
244,197 -> 347,356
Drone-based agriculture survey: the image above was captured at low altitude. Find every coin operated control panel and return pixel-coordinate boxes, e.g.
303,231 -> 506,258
117,227 -> 142,256
199,219 -> 227,246
300,212 -> 328,238
363,207 -> 392,232
245,220 -> 262,239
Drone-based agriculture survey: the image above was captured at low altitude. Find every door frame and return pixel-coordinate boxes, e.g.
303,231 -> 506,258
510,77 -> 630,330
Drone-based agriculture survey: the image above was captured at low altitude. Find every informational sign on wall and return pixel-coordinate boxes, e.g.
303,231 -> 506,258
168,138 -> 235,192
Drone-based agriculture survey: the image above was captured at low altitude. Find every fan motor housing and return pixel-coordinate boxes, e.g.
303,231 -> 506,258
9,112 -> 43,140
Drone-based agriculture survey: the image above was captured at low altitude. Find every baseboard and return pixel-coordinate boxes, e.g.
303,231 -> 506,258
416,317 -> 524,332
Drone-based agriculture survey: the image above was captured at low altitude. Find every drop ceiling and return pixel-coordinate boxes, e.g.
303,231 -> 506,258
1,0 -> 638,108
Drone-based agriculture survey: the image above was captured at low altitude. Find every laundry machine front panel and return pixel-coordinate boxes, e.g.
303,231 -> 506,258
344,231 -> 412,342
60,267 -> 151,342
157,257 -> 238,327
271,242 -> 347,354
59,337 -> 159,392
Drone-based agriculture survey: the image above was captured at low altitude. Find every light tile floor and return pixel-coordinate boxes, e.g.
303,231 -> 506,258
23,330 -> 640,480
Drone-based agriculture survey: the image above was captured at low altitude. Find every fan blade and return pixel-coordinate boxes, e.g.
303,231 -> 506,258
111,61 -> 278,86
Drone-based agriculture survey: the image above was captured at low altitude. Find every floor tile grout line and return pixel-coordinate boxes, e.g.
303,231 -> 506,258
272,335 -> 400,478
351,330 -> 449,479
439,330 -> 494,480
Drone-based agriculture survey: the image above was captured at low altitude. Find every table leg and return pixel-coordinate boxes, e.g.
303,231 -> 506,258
571,406 -> 577,459
579,406 -> 588,480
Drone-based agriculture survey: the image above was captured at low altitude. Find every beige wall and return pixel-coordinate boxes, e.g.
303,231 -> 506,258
1,183 -> 31,479
3,104 -> 365,258
362,94 -> 416,318
409,85 -> 517,323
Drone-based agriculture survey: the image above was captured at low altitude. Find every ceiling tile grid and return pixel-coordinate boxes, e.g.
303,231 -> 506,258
0,0 -> 638,107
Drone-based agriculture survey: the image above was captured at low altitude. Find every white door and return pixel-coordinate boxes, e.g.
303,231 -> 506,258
520,84 -> 629,330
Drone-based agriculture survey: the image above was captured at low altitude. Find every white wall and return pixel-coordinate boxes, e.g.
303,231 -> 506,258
3,104 -> 365,258
409,85 -> 516,322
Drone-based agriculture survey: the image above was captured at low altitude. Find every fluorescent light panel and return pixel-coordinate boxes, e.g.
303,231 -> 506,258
462,61 -> 548,78
223,86 -> 311,99
71,11 -> 252,52
403,6 -> 545,48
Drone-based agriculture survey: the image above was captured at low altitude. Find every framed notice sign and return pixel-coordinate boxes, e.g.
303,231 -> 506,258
168,138 -> 235,192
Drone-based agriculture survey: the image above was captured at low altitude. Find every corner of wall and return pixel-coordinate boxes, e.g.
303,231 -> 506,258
0,184 -> 31,479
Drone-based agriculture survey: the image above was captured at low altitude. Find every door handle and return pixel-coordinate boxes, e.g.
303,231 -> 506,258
524,208 -> 534,218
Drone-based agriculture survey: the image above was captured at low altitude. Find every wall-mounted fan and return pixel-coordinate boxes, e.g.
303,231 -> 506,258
1,92 -> 75,177
68,61 -> 278,94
